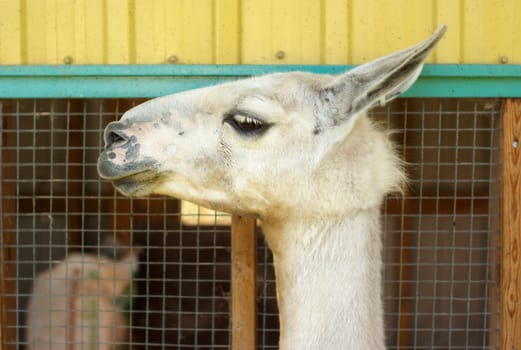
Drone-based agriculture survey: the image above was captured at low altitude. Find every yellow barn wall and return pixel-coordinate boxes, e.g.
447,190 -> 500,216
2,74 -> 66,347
0,0 -> 520,65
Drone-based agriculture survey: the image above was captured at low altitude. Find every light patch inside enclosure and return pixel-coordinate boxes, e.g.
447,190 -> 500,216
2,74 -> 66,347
181,201 -> 231,226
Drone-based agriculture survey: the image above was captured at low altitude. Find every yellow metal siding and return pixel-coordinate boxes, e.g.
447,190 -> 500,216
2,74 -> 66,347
0,0 -> 22,64
1,0 -> 520,64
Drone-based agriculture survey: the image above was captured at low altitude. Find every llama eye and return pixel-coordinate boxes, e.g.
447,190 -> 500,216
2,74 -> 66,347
224,112 -> 269,135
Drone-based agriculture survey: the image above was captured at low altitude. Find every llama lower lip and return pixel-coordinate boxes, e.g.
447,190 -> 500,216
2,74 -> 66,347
113,171 -> 159,196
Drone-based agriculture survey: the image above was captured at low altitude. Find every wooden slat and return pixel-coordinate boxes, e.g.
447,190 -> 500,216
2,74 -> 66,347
241,0 -> 271,64
104,0 -> 131,63
0,0 -> 22,63
74,0 -> 104,64
214,0 -> 240,64
352,0 -> 433,64
231,215 -> 257,350
324,0 -> 350,64
462,0 -> 520,64
501,99 -> 521,350
180,0 -> 214,63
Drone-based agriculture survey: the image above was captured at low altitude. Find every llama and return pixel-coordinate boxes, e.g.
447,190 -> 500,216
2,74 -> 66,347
26,252 -> 138,350
97,26 -> 445,349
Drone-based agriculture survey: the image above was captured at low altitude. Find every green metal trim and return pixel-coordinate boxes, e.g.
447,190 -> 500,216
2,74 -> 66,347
0,64 -> 519,98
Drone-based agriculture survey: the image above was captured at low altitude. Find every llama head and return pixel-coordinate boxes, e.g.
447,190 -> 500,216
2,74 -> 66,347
98,26 -> 445,221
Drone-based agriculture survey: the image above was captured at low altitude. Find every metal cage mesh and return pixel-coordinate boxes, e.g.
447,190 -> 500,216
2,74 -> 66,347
376,99 -> 502,350
0,98 -> 501,349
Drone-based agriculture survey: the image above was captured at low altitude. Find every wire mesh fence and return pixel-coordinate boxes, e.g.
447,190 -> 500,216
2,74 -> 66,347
377,99 -> 502,350
0,98 -> 501,349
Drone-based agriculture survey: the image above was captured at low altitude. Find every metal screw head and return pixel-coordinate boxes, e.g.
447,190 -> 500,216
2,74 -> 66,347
168,55 -> 178,64
63,56 -> 73,64
513,139 -> 519,149
500,56 -> 509,64
275,50 -> 285,60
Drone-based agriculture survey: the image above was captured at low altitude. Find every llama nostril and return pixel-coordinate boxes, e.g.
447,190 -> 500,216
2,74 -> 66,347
110,131 -> 125,144
105,130 -> 129,150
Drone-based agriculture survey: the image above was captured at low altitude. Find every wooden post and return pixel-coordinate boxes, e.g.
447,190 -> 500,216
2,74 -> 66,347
231,216 -> 257,350
501,99 -> 521,350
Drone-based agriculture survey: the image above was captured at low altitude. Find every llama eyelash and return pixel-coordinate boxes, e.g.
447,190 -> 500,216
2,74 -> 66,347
233,114 -> 263,127
223,110 -> 271,135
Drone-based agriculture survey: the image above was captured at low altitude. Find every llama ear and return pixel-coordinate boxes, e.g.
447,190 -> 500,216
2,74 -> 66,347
319,25 -> 446,128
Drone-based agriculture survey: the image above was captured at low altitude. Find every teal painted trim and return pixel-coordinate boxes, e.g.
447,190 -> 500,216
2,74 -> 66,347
0,64 -> 520,98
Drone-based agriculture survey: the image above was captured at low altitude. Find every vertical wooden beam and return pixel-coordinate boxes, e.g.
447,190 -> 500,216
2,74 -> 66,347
501,99 -> 521,350
231,215 -> 257,350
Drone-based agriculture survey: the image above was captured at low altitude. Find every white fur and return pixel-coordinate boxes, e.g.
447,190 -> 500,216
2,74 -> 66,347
98,26 -> 445,349
263,208 -> 384,349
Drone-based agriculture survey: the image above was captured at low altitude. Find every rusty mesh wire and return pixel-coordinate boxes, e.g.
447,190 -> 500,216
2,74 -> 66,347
0,98 -> 501,349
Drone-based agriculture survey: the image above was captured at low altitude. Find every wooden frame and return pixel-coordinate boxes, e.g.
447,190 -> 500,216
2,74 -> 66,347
501,99 -> 521,350
231,216 -> 257,349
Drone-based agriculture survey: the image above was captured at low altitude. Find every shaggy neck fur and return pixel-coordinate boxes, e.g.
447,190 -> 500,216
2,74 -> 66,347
263,208 -> 385,350
257,117 -> 399,350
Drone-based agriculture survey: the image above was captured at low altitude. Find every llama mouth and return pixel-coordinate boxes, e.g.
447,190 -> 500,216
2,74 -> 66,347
112,171 -> 160,197
97,151 -> 160,196
97,151 -> 158,180
100,167 -> 160,197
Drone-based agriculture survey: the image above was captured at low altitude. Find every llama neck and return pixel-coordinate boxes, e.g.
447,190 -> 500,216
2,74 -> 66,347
262,208 -> 385,350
